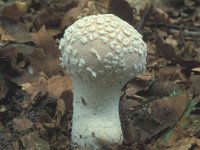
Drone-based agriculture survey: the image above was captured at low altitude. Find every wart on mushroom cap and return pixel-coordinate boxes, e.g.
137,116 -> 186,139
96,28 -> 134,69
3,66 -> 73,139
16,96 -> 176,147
59,14 -> 147,149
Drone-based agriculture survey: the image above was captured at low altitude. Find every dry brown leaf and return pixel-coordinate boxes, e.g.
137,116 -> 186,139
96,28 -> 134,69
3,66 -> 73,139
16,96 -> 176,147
47,75 -> 72,97
20,132 -> 50,150
13,118 -> 33,132
122,99 -> 141,110
0,79 -> 20,102
0,26 -> 14,41
108,0 -> 133,25
154,6 -> 176,24
125,95 -> 195,149
0,46 -> 25,75
60,0 -> 88,29
147,81 -> 181,97
33,1 -> 82,29
176,59 -> 200,68
123,123 -> 140,144
34,8 -> 60,29
50,137 -> 70,150
16,1 -> 30,13
31,25 -> 60,58
21,77 -> 47,107
169,137 -> 200,150
156,35 -> 200,68
156,66 -> 181,81
192,67 -> 200,73
81,0 -> 99,16
61,7 -> 82,29
156,35 -> 177,62
10,141 -> 19,150
126,0 -> 151,16
0,21 -> 32,43
147,136 -> 200,150
0,3 -> 24,21
39,112 -> 54,124
30,49 -> 60,76
126,78 -> 148,96
122,77 -> 149,110
151,92 -> 190,125
46,28 -> 61,37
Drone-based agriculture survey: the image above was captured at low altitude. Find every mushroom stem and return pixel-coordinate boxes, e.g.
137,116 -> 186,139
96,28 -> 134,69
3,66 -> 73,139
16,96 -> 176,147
71,77 -> 123,149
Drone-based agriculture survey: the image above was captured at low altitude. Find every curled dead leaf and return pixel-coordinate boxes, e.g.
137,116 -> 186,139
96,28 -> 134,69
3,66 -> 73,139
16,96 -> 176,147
108,0 -> 133,25
31,26 -> 60,58
151,92 -> 190,125
47,75 -> 72,97
30,49 -> 61,76
13,118 -> 33,132
20,132 -> 50,150
0,3 -> 24,21
60,0 -> 88,29
0,21 -> 31,43
21,77 -> 47,105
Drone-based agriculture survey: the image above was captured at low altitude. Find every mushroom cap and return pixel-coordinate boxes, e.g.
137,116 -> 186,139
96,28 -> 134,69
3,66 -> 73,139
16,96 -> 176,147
59,14 -> 147,82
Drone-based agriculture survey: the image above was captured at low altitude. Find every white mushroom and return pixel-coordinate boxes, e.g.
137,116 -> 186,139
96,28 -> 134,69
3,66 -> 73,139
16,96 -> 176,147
59,14 -> 147,149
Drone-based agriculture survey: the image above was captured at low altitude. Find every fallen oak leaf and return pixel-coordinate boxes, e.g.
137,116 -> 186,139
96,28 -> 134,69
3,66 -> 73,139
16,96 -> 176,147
34,7 -> 61,29
33,1 -> 81,29
127,92 -> 190,145
0,26 -> 14,41
31,25 -> 60,58
30,48 -> 61,76
0,19 -> 32,43
156,66 -> 181,81
0,1 -> 30,25
60,0 -> 88,29
192,67 -> 200,73
0,3 -> 24,21
176,58 -> 200,68
155,33 -> 200,68
108,0 -> 133,25
0,46 -> 25,75
20,132 -> 50,150
154,6 -> 176,24
15,1 -> 30,13
0,47 -> 18,66
155,34 -> 178,62
31,26 -> 61,76
21,74 -> 47,108
60,7 -> 81,28
151,92 -> 190,125
47,75 -> 72,98
13,118 -> 33,132
47,28 -> 61,37
168,137 -> 200,150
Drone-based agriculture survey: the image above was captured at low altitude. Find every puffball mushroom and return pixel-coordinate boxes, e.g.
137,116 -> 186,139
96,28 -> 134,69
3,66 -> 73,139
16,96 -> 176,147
59,14 -> 147,149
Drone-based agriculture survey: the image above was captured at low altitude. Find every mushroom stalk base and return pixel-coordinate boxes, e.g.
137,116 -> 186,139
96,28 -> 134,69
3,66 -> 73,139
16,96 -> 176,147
71,77 -> 123,149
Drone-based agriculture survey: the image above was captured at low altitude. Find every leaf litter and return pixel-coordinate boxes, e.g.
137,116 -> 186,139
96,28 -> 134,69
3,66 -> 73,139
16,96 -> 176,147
0,0 -> 200,149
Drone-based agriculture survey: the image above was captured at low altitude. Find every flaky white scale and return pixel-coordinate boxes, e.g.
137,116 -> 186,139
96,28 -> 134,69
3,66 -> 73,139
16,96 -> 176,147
59,14 -> 147,149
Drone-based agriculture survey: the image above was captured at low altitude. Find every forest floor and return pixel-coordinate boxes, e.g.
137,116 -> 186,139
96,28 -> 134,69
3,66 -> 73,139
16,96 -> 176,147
0,0 -> 200,149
